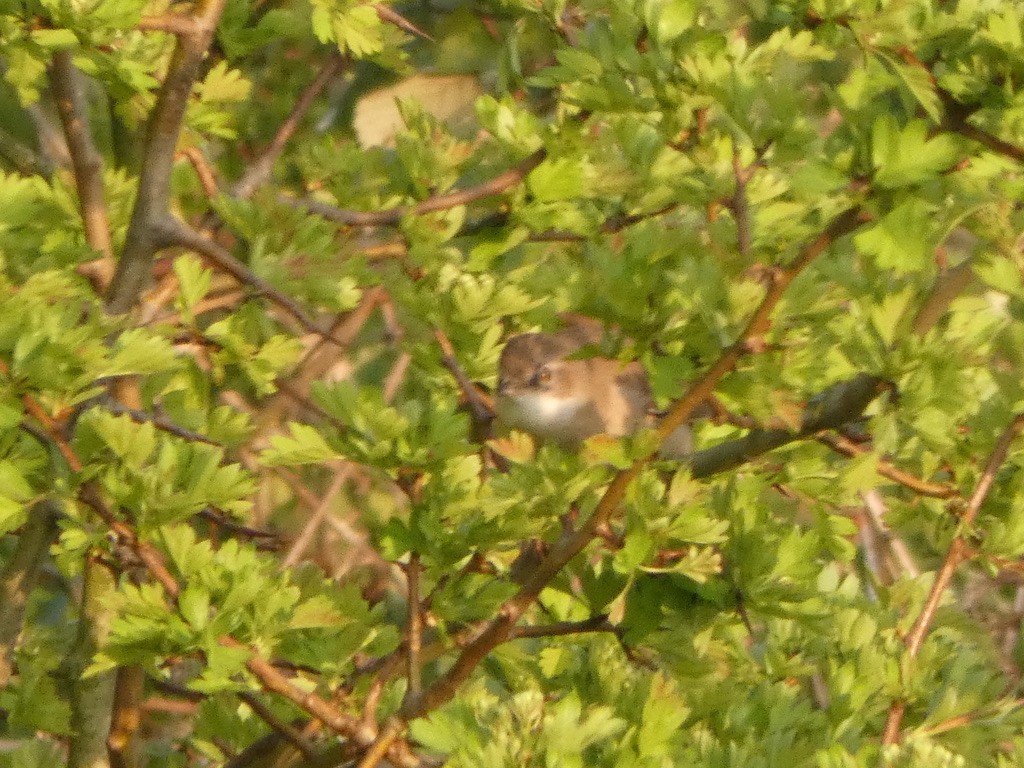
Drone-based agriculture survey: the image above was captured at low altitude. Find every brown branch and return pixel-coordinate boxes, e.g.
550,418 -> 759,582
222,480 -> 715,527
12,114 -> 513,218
405,554 -> 423,705
660,208 -> 865,442
47,51 -> 114,280
356,718 -> 406,768
862,490 -> 920,579
0,500 -> 60,687
238,691 -> 316,759
509,615 -> 614,639
137,14 -> 198,35
292,148 -> 547,227
103,400 -> 221,445
433,328 -> 493,426
108,665 -> 145,766
374,6 -> 433,41
940,89 -> 1024,165
107,0 -> 231,312
403,206 -> 865,719
253,286 -> 386,440
882,413 -> 1024,744
232,53 -> 346,200
180,145 -> 221,199
817,432 -> 957,499
280,464 -> 352,568
731,146 -> 752,258
156,215 -> 322,333
67,554 -> 119,768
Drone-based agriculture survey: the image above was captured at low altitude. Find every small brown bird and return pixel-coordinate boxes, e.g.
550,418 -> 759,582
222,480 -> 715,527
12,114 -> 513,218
496,320 -> 696,458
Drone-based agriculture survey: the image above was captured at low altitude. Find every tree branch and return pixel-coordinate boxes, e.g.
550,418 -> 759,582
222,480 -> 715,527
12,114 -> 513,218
48,51 -> 113,261
67,554 -> 118,768
156,215 -> 322,332
232,53 -> 346,200
882,413 -> 1024,744
107,0 -> 230,312
0,500 -> 60,687
291,148 -> 547,227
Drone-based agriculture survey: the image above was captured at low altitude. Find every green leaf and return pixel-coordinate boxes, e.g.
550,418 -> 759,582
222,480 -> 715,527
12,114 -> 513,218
853,196 -> 934,273
527,157 -> 586,202
872,116 -> 959,188
261,422 -> 341,465
179,584 -> 211,630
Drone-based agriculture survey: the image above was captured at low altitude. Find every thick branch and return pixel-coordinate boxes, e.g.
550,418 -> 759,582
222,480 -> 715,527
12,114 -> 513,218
67,555 -> 119,768
107,0 -> 230,312
0,500 -> 60,687
688,373 -> 887,478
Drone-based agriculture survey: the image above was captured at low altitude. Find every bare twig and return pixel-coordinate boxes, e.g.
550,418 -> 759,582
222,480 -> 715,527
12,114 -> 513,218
291,148 -> 547,227
137,14 -> 198,35
254,286 -> 386,440
818,432 -> 957,499
281,464 -> 352,568
374,6 -> 433,41
731,146 -> 752,258
180,145 -> 221,199
356,718 -> 405,768
405,554 -> 423,705
232,53 -> 346,199
882,414 -> 1024,744
433,328 -> 493,426
861,490 -> 920,579
509,615 -> 614,639
103,400 -> 221,445
156,216 -> 322,332
238,691 -> 316,759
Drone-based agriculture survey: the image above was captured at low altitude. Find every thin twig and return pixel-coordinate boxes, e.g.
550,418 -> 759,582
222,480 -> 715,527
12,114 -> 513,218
137,14 -> 198,35
509,615 -> 614,639
232,53 -> 346,200
103,401 -> 221,445
281,464 -> 352,568
374,6 -> 434,40
861,490 -> 920,579
157,216 -> 322,332
433,328 -> 493,425
291,148 -> 547,227
404,554 -> 423,705
238,691 -> 316,760
356,718 -> 404,768
818,432 -> 957,499
180,145 -> 221,199
731,146 -> 752,258
882,414 -> 1024,744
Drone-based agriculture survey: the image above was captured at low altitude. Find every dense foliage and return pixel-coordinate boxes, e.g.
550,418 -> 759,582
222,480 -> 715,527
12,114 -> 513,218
1,0 -> 1024,765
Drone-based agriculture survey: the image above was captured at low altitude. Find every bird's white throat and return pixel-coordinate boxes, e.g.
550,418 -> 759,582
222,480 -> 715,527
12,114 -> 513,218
497,392 -> 589,437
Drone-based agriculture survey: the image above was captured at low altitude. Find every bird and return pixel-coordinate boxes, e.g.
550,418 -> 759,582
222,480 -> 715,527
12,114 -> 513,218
495,319 -> 697,458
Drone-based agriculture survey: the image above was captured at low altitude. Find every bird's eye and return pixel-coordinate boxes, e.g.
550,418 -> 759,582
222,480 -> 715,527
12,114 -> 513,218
535,366 -> 552,385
